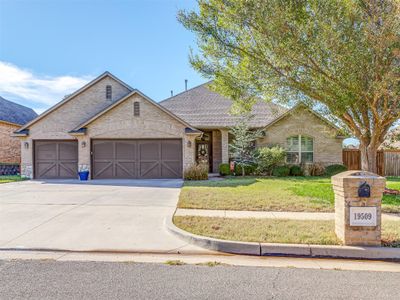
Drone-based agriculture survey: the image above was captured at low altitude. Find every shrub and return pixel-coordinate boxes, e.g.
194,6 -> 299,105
302,162 -> 326,176
184,163 -> 209,180
272,165 -> 290,177
290,165 -> 303,176
219,163 -> 230,176
325,164 -> 348,176
233,162 -> 257,176
255,146 -> 286,175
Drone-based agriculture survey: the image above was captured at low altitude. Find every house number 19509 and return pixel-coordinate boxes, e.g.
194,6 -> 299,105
349,207 -> 377,227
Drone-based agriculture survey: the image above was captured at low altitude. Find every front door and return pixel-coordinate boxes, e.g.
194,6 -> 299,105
196,132 -> 212,172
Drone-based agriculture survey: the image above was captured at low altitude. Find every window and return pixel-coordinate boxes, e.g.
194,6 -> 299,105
106,85 -> 112,100
286,135 -> 313,163
133,101 -> 140,116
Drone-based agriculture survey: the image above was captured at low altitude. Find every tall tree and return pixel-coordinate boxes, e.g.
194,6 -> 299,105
178,0 -> 400,173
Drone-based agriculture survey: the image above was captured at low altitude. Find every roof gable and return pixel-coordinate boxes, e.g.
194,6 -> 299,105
16,72 -> 134,132
263,103 -> 343,135
160,82 -> 287,128
0,96 -> 37,125
71,89 -> 198,132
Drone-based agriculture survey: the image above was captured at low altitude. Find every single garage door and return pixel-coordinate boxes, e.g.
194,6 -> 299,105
92,139 -> 182,179
34,141 -> 78,179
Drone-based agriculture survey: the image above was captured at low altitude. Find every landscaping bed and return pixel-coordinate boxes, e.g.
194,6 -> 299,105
174,216 -> 400,248
178,177 -> 400,213
0,175 -> 26,184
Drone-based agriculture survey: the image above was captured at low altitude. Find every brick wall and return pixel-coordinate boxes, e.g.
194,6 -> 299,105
257,106 -> 344,165
0,121 -> 21,163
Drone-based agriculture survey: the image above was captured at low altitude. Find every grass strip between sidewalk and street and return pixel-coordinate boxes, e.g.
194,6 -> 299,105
173,216 -> 400,248
178,177 -> 400,213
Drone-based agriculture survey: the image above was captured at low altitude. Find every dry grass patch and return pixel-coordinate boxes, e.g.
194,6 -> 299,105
174,216 -> 400,247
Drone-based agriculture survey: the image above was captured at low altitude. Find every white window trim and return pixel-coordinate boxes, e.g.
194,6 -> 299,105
286,134 -> 314,164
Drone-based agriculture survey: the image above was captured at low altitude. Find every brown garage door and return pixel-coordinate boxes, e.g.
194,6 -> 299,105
34,141 -> 78,179
92,139 -> 182,179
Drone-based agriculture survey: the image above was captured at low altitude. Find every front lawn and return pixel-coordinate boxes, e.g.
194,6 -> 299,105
174,216 -> 400,247
178,177 -> 400,213
0,175 -> 25,184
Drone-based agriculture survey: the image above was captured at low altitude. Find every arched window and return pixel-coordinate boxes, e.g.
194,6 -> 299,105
286,135 -> 313,164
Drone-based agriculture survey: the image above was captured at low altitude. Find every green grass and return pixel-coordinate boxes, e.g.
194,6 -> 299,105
178,177 -> 400,213
174,216 -> 400,247
0,175 -> 26,184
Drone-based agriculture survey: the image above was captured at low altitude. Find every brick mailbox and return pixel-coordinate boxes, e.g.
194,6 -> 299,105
332,171 -> 386,246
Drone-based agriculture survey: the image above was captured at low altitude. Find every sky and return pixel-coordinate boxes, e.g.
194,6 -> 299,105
0,0 -> 203,114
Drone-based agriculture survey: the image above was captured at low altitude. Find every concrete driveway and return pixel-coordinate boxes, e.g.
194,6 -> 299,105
0,179 -> 205,253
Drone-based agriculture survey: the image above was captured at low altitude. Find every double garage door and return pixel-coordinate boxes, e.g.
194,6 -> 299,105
34,139 -> 182,179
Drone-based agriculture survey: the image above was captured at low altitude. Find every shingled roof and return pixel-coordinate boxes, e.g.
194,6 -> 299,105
0,96 -> 38,125
159,83 -> 287,128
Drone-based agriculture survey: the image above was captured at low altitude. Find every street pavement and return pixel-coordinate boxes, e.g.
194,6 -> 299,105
0,260 -> 399,299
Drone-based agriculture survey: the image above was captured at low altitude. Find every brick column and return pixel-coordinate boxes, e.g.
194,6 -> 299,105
332,171 -> 386,246
220,129 -> 229,164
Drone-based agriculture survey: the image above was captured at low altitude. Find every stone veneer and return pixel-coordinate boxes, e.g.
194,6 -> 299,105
257,106 -> 344,165
0,121 -> 21,163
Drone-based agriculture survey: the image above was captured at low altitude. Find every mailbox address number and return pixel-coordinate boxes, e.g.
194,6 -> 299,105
349,207 -> 377,226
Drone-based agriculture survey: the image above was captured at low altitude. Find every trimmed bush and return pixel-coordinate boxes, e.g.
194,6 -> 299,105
254,146 -> 286,175
272,165 -> 290,177
290,165 -> 303,176
325,164 -> 348,176
219,163 -> 230,176
184,164 -> 209,180
234,162 -> 257,176
234,163 -> 257,176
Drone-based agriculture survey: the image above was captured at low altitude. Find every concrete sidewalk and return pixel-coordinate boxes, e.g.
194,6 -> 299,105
175,208 -> 400,221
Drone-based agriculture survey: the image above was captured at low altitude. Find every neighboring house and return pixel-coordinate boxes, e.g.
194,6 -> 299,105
0,96 -> 37,164
14,72 -> 344,179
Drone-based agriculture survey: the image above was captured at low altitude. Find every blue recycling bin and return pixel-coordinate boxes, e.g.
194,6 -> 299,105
78,171 -> 89,181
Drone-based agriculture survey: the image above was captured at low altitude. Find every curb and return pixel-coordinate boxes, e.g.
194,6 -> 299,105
166,217 -> 400,261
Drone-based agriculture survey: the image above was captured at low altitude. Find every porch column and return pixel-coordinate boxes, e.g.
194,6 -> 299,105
221,129 -> 229,164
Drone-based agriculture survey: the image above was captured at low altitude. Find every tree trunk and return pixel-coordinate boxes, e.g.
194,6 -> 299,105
241,165 -> 245,177
360,142 -> 378,174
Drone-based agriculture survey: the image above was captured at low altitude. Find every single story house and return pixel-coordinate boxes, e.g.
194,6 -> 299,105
0,96 -> 37,164
14,72 -> 344,179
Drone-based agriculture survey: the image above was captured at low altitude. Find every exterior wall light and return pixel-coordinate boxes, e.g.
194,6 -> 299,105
187,141 -> 192,148
24,142 -> 29,149
81,141 -> 86,148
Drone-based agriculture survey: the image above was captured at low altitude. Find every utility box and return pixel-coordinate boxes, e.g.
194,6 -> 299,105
332,171 -> 386,246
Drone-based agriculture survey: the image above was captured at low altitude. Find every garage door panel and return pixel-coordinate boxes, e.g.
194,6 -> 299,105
93,162 -> 113,179
116,141 -> 136,160
161,162 -> 181,178
140,162 -> 160,178
92,139 -> 182,179
36,143 -> 57,160
116,162 -> 136,178
59,143 -> 78,160
93,142 -> 114,160
35,141 -> 78,179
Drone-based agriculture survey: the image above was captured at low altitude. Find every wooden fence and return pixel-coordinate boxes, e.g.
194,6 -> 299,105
342,149 -> 400,176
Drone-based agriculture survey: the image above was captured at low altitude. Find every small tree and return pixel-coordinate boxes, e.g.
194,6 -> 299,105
229,114 -> 262,176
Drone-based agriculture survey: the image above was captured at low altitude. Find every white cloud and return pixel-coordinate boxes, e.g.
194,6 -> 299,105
0,61 -> 92,108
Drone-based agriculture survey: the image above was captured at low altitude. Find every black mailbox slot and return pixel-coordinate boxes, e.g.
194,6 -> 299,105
358,181 -> 371,198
